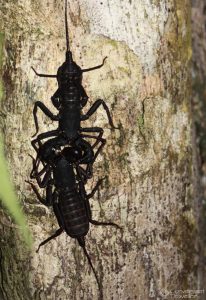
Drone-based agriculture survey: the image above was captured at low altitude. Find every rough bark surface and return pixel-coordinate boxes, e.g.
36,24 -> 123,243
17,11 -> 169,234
192,0 -> 206,293
0,1 -> 204,300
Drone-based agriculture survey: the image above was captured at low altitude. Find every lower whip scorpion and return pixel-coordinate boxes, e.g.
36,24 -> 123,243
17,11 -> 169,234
27,139 -> 121,295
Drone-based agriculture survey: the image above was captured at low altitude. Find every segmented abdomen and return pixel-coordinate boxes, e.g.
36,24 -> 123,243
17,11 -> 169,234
58,189 -> 89,238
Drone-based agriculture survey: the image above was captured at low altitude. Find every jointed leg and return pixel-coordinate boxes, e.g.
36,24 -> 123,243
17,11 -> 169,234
32,101 -> 59,137
81,99 -> 117,129
74,132 -> 105,180
26,179 -> 53,207
89,219 -> 121,230
30,162 -> 49,180
36,168 -> 52,188
80,127 -> 106,161
80,127 -> 104,148
81,134 -> 106,162
75,138 -> 94,164
29,154 -> 47,179
83,178 -> 122,229
31,129 -> 59,153
78,177 -> 122,229
76,164 -> 93,182
87,179 -> 104,199
36,228 -> 63,253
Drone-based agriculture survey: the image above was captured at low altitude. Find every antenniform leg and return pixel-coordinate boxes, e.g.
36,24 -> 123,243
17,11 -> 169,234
31,66 -> 56,78
82,56 -> 107,72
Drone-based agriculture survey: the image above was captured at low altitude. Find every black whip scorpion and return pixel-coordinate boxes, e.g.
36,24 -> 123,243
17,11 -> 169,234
27,0 -> 121,297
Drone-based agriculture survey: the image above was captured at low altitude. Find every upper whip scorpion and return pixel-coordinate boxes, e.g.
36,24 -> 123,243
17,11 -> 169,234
31,0 -> 117,175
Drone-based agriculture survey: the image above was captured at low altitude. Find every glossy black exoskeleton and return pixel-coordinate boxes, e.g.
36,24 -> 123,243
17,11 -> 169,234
27,139 -> 121,295
31,0 -> 117,173
28,2 -> 121,296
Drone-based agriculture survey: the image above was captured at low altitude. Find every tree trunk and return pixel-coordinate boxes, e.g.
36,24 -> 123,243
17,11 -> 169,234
192,0 -> 206,293
0,1 -> 205,299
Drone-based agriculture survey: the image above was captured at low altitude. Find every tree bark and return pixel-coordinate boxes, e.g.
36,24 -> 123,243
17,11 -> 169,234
192,0 -> 206,293
0,0 -> 205,299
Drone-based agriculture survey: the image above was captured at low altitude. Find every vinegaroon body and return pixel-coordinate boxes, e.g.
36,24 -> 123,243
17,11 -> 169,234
27,139 -> 121,294
31,0 -> 117,174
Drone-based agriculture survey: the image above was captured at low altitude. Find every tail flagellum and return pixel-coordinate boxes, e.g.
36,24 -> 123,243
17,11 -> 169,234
78,237 -> 103,298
